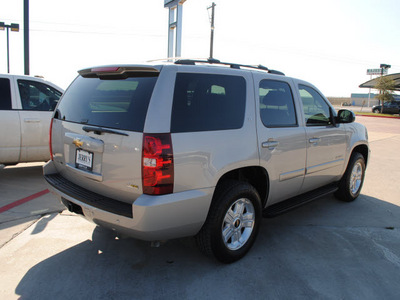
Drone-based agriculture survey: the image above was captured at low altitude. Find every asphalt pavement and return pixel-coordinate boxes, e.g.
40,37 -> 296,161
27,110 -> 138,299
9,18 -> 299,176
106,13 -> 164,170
1,116 -> 399,299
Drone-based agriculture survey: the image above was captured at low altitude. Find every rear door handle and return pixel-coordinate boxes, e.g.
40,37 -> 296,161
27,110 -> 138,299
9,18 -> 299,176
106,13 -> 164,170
24,118 -> 41,123
309,137 -> 320,144
262,140 -> 279,149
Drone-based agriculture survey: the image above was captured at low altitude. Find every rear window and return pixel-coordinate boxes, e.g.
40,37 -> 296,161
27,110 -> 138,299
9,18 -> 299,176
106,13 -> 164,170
171,73 -> 246,133
55,75 -> 157,132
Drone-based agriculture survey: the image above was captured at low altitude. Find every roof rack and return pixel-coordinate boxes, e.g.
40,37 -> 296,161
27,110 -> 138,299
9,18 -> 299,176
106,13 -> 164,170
174,58 -> 285,76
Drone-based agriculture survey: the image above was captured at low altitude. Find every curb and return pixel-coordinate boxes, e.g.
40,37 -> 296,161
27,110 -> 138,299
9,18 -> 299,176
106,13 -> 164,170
355,114 -> 400,119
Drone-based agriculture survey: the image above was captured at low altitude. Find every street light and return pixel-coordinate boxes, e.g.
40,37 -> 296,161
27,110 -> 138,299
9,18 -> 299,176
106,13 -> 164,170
380,63 -> 391,76
0,22 -> 20,73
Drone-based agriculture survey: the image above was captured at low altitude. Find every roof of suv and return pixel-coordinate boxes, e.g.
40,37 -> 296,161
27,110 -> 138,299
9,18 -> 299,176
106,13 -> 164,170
78,58 -> 285,79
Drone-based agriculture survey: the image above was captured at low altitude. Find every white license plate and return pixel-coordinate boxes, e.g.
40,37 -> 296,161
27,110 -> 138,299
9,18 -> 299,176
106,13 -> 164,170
75,149 -> 93,171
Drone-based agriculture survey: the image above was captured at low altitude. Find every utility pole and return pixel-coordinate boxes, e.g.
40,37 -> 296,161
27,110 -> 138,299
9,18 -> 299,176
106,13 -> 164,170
208,2 -> 216,59
24,0 -> 30,75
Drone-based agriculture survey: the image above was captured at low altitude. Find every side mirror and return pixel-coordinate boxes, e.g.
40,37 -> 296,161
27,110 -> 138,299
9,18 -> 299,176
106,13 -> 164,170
336,109 -> 355,124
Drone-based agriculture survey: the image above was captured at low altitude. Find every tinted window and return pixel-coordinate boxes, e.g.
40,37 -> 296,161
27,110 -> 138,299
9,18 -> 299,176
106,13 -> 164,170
18,80 -> 62,111
299,85 -> 331,126
56,75 -> 157,132
0,78 -> 12,110
171,73 -> 246,133
259,80 -> 297,127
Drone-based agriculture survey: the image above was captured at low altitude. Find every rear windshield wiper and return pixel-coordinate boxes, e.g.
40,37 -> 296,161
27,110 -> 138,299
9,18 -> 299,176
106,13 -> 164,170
82,126 -> 129,136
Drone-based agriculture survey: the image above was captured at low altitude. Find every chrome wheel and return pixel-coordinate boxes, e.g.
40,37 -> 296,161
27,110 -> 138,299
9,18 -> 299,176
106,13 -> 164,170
335,152 -> 366,202
349,161 -> 363,196
222,198 -> 255,251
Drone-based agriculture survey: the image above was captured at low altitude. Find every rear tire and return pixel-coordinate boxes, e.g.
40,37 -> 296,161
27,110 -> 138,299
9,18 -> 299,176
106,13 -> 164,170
335,152 -> 366,202
196,180 -> 262,263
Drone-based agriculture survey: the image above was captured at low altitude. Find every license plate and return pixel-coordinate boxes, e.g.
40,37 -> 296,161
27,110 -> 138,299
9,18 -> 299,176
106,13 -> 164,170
75,149 -> 93,171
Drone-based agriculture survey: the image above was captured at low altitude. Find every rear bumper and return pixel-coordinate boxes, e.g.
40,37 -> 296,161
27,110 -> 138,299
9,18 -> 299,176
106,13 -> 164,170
43,161 -> 213,241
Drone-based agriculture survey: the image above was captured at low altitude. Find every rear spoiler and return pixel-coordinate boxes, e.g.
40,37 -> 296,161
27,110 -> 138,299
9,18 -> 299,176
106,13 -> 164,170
79,66 -> 160,79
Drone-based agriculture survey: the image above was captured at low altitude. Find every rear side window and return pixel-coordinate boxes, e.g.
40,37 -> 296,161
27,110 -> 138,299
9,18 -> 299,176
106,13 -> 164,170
56,75 -> 157,132
171,73 -> 246,133
18,80 -> 62,111
259,80 -> 297,127
0,78 -> 12,110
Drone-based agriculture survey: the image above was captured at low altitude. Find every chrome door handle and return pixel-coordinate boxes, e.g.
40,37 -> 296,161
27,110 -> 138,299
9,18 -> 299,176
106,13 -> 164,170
262,140 -> 279,149
24,118 -> 41,123
309,137 -> 320,144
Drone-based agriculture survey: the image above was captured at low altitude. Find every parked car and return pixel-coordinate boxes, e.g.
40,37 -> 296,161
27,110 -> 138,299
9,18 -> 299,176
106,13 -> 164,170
0,74 -> 64,165
44,59 -> 369,263
372,101 -> 400,114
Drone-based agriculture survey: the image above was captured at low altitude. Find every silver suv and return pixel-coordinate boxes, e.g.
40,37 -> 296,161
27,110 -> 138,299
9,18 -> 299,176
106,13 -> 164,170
44,59 -> 369,263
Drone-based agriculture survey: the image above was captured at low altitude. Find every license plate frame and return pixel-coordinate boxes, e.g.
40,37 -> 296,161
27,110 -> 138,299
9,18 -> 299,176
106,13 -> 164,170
75,149 -> 93,172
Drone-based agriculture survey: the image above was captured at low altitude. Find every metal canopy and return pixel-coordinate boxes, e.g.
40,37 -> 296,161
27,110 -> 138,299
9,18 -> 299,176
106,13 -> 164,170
359,73 -> 400,91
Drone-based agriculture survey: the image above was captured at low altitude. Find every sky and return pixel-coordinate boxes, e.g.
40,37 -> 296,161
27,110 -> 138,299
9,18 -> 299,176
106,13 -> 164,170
1,0 -> 399,97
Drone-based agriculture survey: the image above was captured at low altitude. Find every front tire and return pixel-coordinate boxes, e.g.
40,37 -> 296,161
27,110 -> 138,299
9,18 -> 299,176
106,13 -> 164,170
196,180 -> 262,263
335,152 -> 366,202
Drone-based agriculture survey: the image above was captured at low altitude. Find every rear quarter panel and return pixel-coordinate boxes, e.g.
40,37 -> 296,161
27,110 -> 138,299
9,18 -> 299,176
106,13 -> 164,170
149,66 -> 259,192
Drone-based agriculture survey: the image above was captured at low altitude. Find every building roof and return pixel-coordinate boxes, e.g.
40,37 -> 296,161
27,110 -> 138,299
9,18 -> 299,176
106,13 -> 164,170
359,73 -> 400,91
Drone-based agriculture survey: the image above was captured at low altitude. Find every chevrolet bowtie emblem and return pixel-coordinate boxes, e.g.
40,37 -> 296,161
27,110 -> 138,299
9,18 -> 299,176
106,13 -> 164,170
73,138 -> 83,148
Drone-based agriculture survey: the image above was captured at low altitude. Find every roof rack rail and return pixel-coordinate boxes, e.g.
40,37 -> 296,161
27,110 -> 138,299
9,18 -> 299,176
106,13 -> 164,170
174,58 -> 285,76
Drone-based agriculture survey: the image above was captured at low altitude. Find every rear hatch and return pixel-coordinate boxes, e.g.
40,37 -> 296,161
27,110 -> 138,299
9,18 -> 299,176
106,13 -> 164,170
50,66 -> 160,203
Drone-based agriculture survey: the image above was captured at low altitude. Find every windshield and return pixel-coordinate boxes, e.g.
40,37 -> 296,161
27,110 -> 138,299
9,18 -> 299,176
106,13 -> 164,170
55,75 -> 157,132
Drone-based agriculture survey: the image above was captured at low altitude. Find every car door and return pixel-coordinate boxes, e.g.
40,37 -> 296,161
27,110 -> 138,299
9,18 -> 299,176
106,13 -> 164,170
16,78 -> 62,162
381,102 -> 396,114
0,76 -> 21,164
381,102 -> 390,114
255,76 -> 307,206
387,102 -> 398,114
297,83 -> 346,193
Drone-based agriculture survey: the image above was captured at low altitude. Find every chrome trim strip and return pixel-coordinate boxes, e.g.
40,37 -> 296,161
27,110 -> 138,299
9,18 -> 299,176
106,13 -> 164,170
279,168 -> 306,181
306,159 -> 344,175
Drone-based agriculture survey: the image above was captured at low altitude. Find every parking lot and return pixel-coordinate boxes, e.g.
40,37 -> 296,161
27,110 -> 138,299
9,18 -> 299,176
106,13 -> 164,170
1,116 -> 400,299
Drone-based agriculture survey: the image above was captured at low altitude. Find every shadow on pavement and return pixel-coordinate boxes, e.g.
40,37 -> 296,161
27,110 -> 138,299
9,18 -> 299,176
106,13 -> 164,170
0,163 -> 64,232
31,213 -> 58,235
15,194 -> 400,299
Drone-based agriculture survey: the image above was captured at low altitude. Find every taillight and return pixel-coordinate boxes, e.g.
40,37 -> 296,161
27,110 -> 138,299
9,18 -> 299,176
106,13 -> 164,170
49,118 -> 54,161
142,133 -> 174,195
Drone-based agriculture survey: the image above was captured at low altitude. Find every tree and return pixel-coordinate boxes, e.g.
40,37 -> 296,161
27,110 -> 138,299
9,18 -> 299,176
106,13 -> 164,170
374,76 -> 396,113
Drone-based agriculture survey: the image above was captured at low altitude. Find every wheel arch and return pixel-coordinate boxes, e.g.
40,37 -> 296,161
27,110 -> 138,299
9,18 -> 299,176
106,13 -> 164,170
351,144 -> 369,166
214,166 -> 269,208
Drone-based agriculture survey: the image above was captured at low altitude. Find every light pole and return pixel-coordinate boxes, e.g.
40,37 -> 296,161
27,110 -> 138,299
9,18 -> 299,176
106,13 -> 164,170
0,22 -> 20,73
